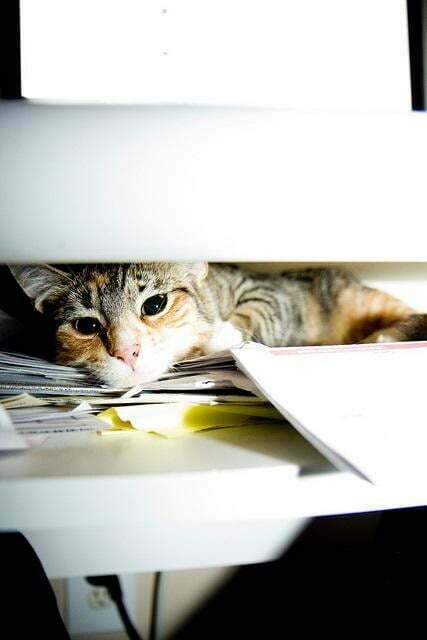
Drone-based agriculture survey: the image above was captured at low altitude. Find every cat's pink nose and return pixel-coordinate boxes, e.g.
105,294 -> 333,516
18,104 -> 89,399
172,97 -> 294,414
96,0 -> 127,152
112,344 -> 140,369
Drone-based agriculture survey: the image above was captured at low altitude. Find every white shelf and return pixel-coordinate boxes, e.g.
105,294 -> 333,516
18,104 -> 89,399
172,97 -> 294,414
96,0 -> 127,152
1,424 -> 426,577
2,103 -> 427,263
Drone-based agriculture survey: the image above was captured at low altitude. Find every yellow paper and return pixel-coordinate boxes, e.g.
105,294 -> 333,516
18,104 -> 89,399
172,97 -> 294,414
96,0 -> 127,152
97,403 -> 283,438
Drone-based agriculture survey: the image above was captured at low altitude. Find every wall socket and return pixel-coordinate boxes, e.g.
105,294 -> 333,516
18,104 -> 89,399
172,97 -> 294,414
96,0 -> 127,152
66,575 -> 138,636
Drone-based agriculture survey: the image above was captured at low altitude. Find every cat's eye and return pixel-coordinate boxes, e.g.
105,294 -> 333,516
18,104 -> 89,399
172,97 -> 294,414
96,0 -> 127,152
73,317 -> 102,335
142,294 -> 168,316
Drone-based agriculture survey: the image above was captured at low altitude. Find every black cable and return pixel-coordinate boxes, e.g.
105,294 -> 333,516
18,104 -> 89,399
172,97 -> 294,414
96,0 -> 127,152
86,575 -> 144,640
115,597 -> 144,640
149,572 -> 162,640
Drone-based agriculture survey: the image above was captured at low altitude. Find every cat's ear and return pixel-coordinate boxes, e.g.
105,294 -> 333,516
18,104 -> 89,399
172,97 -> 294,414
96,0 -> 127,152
183,262 -> 209,284
8,264 -> 72,313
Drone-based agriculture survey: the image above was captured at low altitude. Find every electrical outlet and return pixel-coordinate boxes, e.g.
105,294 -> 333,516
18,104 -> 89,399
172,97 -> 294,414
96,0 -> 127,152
66,575 -> 138,636
86,586 -> 113,610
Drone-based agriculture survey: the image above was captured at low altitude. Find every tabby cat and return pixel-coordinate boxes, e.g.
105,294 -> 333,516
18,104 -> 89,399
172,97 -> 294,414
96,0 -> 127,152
8,263 -> 427,387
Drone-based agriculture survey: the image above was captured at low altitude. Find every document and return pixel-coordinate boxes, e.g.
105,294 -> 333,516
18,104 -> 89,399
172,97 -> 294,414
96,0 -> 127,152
14,414 -> 108,435
0,405 -> 28,450
232,341 -> 427,485
0,405 -> 47,449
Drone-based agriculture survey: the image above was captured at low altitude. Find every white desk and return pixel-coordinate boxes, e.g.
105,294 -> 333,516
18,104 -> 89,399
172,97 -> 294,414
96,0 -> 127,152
1,422 -> 425,578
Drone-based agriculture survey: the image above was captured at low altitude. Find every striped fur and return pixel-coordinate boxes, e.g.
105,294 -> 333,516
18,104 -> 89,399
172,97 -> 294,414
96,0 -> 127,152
9,263 -> 421,386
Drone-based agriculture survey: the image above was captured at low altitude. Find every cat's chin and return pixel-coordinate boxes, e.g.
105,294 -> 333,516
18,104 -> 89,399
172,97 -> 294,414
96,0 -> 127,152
96,362 -> 172,389
98,365 -> 171,388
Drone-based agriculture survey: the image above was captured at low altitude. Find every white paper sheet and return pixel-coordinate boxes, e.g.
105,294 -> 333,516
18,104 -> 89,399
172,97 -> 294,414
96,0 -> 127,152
232,341 -> 427,485
122,370 -> 261,397
14,414 -> 108,434
0,405 -> 28,450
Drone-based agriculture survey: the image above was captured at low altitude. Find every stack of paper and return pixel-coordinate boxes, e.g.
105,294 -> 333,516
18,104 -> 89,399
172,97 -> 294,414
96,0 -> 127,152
0,350 -> 121,397
4,340 -> 427,487
172,350 -> 236,372
0,347 -> 273,447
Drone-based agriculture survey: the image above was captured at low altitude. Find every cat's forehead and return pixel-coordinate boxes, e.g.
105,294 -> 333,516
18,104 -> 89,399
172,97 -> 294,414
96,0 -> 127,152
66,263 -> 181,313
78,264 -> 179,290
133,263 -> 182,289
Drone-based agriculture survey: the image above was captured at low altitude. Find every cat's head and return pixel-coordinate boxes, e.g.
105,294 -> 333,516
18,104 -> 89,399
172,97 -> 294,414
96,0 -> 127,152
9,263 -> 211,387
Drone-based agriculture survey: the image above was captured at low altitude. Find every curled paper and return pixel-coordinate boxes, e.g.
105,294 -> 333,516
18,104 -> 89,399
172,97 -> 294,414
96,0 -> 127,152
97,402 -> 284,438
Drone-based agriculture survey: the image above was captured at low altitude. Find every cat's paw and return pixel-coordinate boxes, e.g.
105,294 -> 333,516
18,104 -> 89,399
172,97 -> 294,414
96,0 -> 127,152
362,314 -> 427,343
361,328 -> 398,343
205,321 -> 244,353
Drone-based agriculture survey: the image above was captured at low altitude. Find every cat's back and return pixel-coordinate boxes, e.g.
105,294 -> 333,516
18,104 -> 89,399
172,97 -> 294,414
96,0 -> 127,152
279,266 -> 360,305
207,264 -> 359,301
205,264 -> 367,346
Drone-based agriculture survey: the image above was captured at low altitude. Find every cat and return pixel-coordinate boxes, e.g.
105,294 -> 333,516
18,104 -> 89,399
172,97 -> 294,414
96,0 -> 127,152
8,262 -> 427,388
